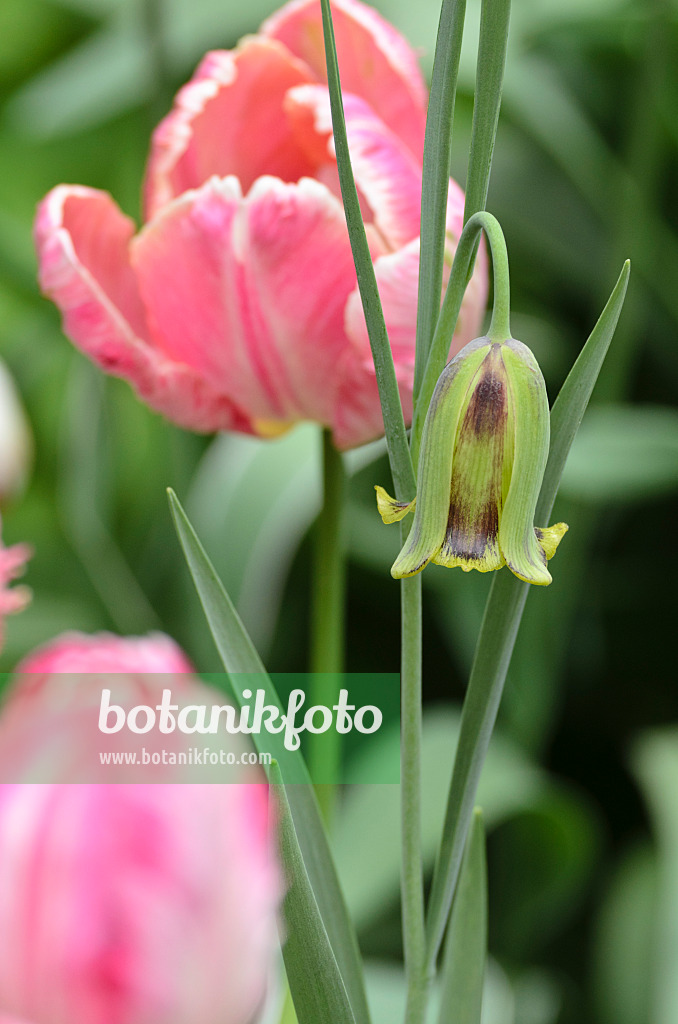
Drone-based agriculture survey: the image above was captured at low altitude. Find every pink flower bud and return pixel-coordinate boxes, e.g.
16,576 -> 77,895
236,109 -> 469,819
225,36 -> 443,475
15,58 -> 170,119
34,0 -> 487,450
0,633 -> 281,1024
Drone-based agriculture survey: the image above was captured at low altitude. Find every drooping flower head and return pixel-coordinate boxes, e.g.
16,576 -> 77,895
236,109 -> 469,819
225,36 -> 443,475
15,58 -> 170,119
376,335 -> 567,585
34,0 -> 487,450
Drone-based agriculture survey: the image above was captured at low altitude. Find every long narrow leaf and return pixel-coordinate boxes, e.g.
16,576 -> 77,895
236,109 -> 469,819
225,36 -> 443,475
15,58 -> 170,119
167,489 -> 371,1024
424,262 -> 630,967
464,0 -> 511,220
272,761 -> 357,1024
319,0 -> 414,501
437,809 -> 487,1024
537,261 -> 631,522
413,0 -> 468,396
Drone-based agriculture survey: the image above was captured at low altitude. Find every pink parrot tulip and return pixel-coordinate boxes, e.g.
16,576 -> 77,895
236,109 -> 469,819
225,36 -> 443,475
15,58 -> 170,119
35,0 -> 487,450
0,633 -> 281,1024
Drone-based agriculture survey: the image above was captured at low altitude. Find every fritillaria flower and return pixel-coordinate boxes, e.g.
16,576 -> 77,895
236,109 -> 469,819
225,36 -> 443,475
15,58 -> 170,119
376,336 -> 568,585
34,0 -> 487,449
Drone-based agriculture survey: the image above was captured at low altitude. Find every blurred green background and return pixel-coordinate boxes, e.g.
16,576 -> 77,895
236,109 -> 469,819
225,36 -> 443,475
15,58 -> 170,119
1,0 -> 678,1021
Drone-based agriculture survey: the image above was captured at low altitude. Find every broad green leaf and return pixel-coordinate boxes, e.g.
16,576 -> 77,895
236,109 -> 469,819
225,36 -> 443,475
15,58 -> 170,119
186,425 -> 321,657
438,810 -> 487,1024
559,405 -> 678,502
167,489 -> 371,1024
272,762 -> 357,1024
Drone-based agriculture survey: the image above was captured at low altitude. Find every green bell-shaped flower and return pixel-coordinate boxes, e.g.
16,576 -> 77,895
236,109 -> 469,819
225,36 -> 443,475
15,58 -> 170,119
376,336 -> 567,585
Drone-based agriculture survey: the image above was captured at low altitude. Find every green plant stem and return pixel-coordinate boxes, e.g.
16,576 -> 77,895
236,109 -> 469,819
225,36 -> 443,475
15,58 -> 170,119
401,571 -> 427,1024
425,568 -> 528,968
411,212 -> 510,466
309,429 -> 347,819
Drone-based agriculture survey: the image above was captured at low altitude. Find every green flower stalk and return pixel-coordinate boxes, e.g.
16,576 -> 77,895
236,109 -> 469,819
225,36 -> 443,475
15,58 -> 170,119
376,215 -> 567,586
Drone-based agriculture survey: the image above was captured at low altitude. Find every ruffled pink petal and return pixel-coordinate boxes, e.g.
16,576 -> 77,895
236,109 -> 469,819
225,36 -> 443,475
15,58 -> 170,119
261,0 -> 427,160
143,38 -> 317,219
285,85 -> 422,251
15,631 -> 194,675
35,186 -> 255,434
132,174 -> 361,429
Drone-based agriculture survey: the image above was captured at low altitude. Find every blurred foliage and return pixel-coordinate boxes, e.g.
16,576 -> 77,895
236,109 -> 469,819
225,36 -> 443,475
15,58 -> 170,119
1,0 -> 677,1021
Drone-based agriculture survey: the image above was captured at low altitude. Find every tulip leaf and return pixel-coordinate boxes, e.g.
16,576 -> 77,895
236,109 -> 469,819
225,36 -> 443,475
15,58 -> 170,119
437,809 -> 487,1024
319,0 -> 415,502
424,262 -> 630,968
272,761 -> 357,1024
413,0 -> 467,395
167,489 -> 371,1024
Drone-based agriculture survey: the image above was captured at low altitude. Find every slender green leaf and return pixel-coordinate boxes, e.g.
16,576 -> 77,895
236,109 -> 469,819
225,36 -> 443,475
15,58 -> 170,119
537,260 -> 631,521
424,262 -> 630,968
167,489 -> 371,1024
464,0 -> 511,220
319,0 -> 414,501
272,761 -> 357,1024
438,809 -> 487,1024
413,0 -> 467,396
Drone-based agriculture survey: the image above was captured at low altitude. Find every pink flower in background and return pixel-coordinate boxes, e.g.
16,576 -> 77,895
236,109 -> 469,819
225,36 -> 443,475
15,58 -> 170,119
16,629 -> 194,675
0,517 -> 31,654
0,632 -> 282,1024
35,0 -> 487,450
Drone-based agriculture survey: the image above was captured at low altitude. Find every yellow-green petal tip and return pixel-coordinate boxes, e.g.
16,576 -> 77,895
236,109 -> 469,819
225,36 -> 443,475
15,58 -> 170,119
374,485 -> 416,524
536,522 -> 569,560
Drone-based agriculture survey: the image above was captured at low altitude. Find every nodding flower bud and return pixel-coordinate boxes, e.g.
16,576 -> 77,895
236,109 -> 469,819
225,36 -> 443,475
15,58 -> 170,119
375,336 -> 567,585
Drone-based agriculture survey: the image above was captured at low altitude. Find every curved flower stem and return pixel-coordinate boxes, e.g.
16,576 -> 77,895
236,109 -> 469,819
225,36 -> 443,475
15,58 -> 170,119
410,211 -> 510,468
309,428 -> 347,821
401,572 -> 427,1024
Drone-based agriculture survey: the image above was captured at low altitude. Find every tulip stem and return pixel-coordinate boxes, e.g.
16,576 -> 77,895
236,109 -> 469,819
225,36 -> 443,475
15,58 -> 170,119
309,428 -> 347,820
411,211 -> 511,467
